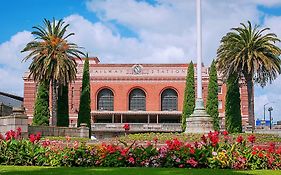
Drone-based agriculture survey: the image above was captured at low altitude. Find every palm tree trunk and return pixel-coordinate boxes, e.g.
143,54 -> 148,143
246,77 -> 255,130
51,79 -> 58,126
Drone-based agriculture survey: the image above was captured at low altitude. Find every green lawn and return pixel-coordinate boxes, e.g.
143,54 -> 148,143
0,166 -> 280,175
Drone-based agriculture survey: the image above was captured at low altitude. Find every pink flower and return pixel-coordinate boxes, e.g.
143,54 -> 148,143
128,157 -> 135,164
186,158 -> 198,167
65,136 -> 71,142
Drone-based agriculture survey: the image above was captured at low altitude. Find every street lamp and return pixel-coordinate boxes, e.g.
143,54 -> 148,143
268,107 -> 273,129
263,102 -> 275,124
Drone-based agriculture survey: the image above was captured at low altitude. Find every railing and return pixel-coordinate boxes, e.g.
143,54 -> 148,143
91,123 -> 182,132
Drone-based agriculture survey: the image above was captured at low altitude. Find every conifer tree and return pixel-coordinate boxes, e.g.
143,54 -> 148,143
182,61 -> 195,131
57,85 -> 69,127
78,57 -> 91,132
206,60 -> 219,131
225,74 -> 242,133
33,81 -> 50,126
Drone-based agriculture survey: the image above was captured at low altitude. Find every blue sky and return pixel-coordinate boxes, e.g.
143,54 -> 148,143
0,0 -> 281,121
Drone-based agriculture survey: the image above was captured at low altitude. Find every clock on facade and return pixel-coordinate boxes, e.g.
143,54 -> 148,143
133,65 -> 142,74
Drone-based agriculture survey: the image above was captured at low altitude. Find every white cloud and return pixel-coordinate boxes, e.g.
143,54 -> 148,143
0,31 -> 33,95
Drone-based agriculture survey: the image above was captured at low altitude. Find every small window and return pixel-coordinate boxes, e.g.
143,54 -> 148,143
218,85 -> 222,94
218,100 -> 223,109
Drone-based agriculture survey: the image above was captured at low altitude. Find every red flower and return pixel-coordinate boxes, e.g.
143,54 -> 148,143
35,132 -> 41,141
208,131 -> 219,147
123,123 -> 130,131
236,135 -> 243,143
222,131 -> 228,136
29,134 -> 36,143
189,147 -> 195,155
252,151 -> 257,155
248,135 -> 256,144
258,152 -> 263,158
121,148 -> 128,156
5,130 -> 16,141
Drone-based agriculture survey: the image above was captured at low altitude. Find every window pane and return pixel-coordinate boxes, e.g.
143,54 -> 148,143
161,89 -> 178,111
129,89 -> 146,111
97,89 -> 114,111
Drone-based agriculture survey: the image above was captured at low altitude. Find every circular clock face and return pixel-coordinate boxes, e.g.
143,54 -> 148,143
133,65 -> 142,74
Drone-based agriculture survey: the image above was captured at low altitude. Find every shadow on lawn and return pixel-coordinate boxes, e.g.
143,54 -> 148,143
0,167 -> 259,175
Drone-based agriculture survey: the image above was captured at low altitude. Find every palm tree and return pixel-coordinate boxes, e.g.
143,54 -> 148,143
217,21 -> 281,129
22,18 -> 84,126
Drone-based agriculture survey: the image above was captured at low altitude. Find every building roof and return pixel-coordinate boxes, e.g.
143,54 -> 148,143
0,91 -> 23,107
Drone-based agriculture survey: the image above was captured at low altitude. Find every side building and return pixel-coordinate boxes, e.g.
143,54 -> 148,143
23,57 -> 249,137
0,91 -> 23,116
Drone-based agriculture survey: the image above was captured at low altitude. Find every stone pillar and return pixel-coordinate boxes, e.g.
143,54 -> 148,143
121,114 -> 123,123
156,114 -> 159,124
112,114 -> 114,123
79,123 -> 90,138
0,107 -> 28,138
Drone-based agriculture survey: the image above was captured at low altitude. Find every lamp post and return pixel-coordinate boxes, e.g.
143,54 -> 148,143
268,107 -> 273,129
263,102 -> 275,125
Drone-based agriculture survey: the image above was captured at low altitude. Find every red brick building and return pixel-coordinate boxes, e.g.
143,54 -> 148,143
23,57 -> 249,134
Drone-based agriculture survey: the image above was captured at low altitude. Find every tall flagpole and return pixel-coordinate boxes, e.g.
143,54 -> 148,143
196,0 -> 202,99
185,0 -> 213,133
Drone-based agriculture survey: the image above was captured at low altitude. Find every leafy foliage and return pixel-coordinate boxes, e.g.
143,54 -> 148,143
182,62 -> 195,131
78,57 -> 91,131
225,74 -> 242,133
217,21 -> 281,128
206,61 -> 219,131
33,81 -> 50,126
57,85 -> 69,127
1,129 -> 281,170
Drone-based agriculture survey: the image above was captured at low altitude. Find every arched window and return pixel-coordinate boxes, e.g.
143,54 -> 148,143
97,89 -> 114,111
161,89 -> 178,111
129,89 -> 146,111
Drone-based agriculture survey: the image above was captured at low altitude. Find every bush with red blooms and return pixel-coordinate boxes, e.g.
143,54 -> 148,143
1,129 -> 281,169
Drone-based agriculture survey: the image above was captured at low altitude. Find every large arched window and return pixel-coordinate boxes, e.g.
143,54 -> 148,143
129,89 -> 146,111
161,89 -> 178,111
97,89 -> 114,111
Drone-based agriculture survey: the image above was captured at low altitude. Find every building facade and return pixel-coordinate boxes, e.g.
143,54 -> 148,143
23,58 -> 249,136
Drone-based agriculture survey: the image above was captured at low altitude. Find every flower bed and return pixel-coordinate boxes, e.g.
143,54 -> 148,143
0,129 -> 281,169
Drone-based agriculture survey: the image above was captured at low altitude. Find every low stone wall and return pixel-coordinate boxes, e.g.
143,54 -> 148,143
28,124 -> 89,138
0,107 -> 89,138
0,108 -> 28,137
255,129 -> 281,137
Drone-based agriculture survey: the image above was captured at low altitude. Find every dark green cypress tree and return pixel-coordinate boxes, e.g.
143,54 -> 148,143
33,81 -> 50,126
225,73 -> 242,133
77,57 -> 91,132
182,61 -> 195,131
57,85 -> 69,127
206,60 -> 219,131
